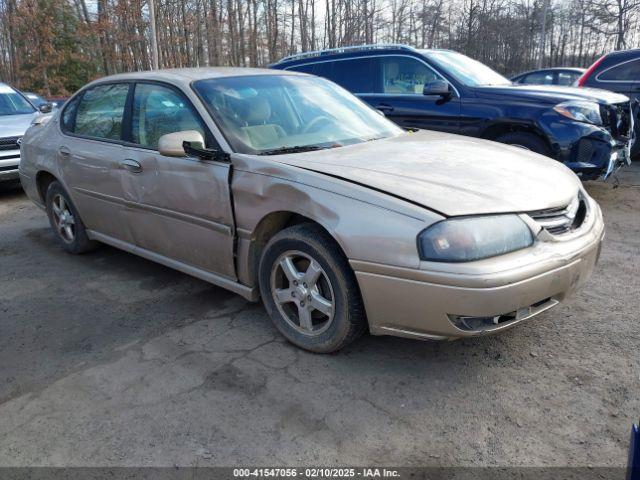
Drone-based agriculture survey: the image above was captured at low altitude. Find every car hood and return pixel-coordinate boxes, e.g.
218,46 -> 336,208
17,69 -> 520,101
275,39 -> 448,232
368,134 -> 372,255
273,130 -> 581,217
476,84 -> 629,105
0,112 -> 39,137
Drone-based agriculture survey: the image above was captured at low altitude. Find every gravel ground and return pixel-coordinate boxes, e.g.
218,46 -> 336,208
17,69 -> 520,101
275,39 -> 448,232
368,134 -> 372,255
0,166 -> 638,468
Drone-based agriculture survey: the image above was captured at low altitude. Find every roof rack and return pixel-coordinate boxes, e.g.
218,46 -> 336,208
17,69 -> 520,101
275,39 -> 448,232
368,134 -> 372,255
272,44 -> 416,65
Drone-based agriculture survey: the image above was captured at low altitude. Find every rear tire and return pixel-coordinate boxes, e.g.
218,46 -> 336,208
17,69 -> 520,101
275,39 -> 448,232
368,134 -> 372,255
258,223 -> 366,353
45,181 -> 98,254
495,132 -> 550,156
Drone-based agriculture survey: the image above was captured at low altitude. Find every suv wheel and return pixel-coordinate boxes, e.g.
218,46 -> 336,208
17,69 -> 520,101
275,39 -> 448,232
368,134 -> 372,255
495,132 -> 550,156
258,223 -> 366,353
45,181 -> 98,254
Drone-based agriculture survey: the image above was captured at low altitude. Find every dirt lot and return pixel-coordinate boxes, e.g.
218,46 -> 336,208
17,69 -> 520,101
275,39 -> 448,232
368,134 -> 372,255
0,166 -> 638,468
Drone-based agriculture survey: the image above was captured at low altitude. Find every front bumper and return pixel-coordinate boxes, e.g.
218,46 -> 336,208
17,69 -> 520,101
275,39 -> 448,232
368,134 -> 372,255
352,199 -> 605,340
0,149 -> 20,182
542,113 -> 632,181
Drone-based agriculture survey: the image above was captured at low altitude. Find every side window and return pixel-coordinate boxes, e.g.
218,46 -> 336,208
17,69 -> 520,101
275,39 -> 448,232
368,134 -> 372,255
312,61 -> 335,79
60,95 -> 81,133
74,84 -> 129,140
557,71 -> 581,86
132,83 -> 206,150
329,58 -> 376,92
380,57 -> 441,94
290,59 -> 376,92
599,59 -> 640,82
523,71 -> 554,85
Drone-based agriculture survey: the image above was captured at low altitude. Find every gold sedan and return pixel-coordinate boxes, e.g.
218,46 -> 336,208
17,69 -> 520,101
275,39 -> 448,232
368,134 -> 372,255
19,68 -> 604,352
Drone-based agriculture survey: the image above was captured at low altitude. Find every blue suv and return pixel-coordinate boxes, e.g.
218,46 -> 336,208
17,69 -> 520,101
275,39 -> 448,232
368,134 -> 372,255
271,44 -> 633,180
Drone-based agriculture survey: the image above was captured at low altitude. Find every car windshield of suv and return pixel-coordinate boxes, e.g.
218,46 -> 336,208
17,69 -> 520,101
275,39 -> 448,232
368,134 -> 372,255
193,74 -> 404,154
423,50 -> 512,87
0,85 -> 36,115
25,92 -> 47,107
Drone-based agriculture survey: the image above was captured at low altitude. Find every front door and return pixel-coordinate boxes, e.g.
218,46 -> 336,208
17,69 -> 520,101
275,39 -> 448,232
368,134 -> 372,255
120,82 -> 236,279
359,55 -> 461,132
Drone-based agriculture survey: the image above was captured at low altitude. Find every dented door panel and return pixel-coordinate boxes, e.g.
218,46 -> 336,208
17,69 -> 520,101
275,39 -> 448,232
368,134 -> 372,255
121,146 -> 236,279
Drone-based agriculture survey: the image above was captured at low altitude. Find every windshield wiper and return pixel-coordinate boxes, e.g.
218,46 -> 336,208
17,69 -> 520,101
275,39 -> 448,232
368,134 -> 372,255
258,145 -> 330,156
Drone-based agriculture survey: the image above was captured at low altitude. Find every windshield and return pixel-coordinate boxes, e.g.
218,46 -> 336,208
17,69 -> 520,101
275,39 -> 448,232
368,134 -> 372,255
193,75 -> 404,154
0,85 -> 36,115
25,92 -> 47,107
423,50 -> 512,87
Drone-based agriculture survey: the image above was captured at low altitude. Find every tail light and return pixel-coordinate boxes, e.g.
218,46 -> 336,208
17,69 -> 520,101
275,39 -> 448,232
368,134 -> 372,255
576,55 -> 606,87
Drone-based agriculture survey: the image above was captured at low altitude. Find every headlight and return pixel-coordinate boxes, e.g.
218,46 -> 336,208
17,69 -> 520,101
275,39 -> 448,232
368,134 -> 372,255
553,101 -> 602,126
418,215 -> 534,262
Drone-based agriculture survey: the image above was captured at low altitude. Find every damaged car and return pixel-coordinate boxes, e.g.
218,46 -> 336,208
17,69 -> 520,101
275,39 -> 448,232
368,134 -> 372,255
271,45 -> 633,180
19,68 -> 604,352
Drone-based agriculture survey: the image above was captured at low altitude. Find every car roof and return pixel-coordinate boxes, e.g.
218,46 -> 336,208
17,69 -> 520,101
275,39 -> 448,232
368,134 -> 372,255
514,67 -> 585,76
605,48 -> 640,58
88,67 -> 304,88
271,44 -> 444,66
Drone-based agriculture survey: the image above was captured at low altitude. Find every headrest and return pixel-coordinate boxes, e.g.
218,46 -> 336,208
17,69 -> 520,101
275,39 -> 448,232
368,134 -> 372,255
386,62 -> 399,78
245,97 -> 271,124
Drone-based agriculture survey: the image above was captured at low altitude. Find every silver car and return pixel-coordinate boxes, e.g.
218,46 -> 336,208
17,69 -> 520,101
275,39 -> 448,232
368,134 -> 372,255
19,68 -> 604,352
0,83 -> 49,183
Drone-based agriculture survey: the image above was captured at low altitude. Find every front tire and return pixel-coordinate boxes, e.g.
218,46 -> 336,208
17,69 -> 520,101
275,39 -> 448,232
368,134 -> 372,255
258,223 -> 366,353
45,181 -> 98,254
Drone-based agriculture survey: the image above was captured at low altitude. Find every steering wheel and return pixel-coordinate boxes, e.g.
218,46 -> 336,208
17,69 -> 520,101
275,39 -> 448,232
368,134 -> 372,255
303,115 -> 333,134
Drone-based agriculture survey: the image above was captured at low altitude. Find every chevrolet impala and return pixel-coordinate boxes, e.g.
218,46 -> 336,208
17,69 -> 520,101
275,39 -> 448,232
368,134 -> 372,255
19,68 -> 604,352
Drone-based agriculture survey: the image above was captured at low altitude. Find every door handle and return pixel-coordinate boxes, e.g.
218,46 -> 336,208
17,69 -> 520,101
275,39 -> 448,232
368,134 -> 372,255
58,146 -> 71,157
119,159 -> 143,173
375,103 -> 394,113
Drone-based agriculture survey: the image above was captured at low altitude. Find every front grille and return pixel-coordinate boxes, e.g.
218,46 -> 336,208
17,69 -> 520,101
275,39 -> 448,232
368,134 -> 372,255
0,136 -> 20,151
528,194 -> 587,236
600,102 -> 632,142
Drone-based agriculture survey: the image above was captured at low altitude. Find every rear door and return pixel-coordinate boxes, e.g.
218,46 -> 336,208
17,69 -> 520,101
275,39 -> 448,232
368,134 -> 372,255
358,55 -> 461,132
120,81 -> 237,279
58,82 -> 133,243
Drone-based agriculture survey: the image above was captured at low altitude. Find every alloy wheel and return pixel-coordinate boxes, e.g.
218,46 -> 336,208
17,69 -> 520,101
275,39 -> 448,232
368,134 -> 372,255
51,194 -> 76,243
270,250 -> 335,336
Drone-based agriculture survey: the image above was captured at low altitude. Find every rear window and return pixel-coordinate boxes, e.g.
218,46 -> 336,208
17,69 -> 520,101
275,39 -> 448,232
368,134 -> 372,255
598,59 -> 640,82
72,83 -> 129,140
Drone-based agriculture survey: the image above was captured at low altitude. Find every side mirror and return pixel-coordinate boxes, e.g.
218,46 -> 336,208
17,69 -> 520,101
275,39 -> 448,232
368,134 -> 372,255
375,109 -> 386,117
158,130 -> 205,157
38,103 -> 53,114
423,80 -> 452,97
